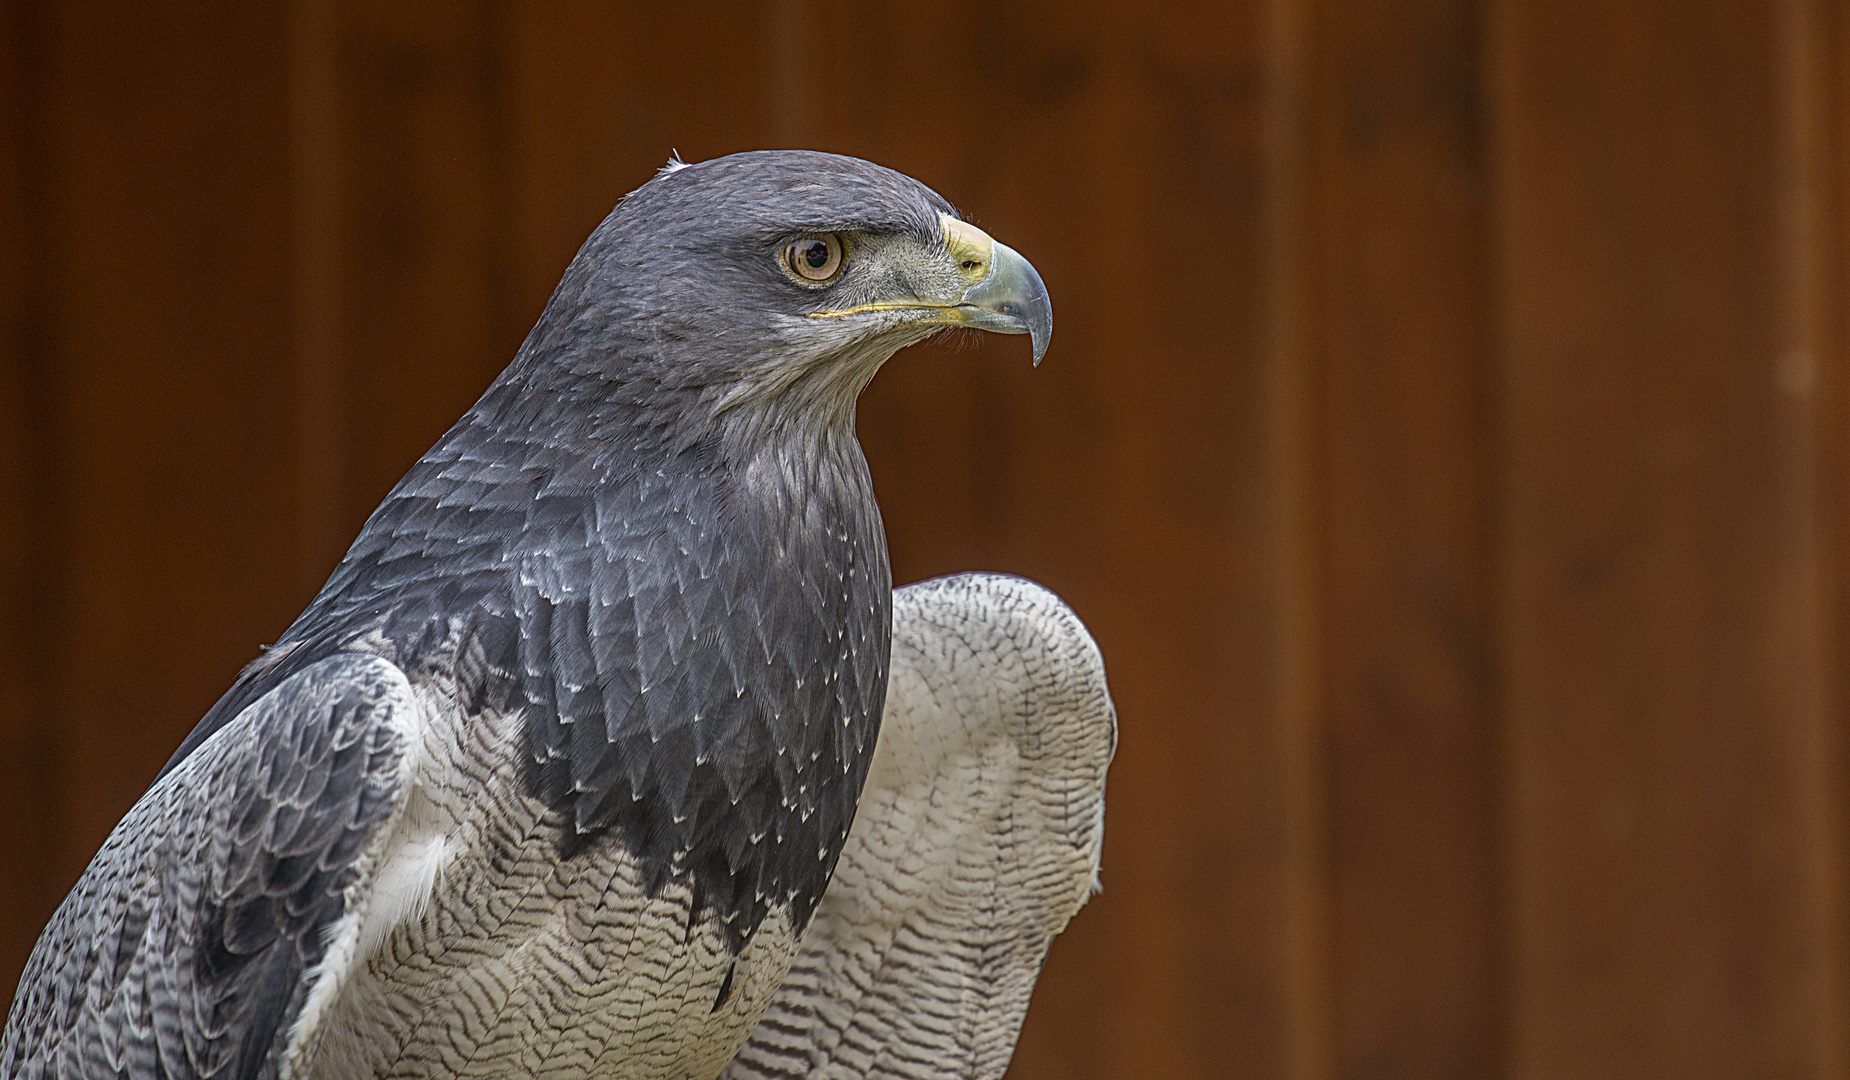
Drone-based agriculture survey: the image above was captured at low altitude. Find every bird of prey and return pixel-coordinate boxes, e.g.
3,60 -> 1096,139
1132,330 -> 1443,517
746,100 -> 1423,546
1,150 -> 1110,1080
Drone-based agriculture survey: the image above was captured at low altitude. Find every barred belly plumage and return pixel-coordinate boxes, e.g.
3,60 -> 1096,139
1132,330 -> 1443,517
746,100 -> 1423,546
304,686 -> 799,1080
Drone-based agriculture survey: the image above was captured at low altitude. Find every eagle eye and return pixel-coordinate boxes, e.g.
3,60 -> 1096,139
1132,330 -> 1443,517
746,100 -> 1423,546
785,234 -> 844,283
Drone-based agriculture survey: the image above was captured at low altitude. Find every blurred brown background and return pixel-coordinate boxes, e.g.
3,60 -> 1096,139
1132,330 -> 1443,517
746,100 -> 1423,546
3,0 -> 1849,1077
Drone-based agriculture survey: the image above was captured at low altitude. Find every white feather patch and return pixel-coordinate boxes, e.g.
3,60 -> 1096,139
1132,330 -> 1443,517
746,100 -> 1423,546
355,828 -> 450,958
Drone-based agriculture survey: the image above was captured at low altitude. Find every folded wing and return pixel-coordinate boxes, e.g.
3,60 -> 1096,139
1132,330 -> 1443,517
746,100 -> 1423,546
0,653 -> 419,1080
723,573 -> 1116,1080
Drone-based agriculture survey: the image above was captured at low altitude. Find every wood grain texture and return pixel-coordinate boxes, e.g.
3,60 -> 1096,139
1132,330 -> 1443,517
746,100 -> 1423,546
1,0 -> 304,997
1307,0 -> 1499,1076
1492,0 -> 1837,1076
3,1 -> 1850,1078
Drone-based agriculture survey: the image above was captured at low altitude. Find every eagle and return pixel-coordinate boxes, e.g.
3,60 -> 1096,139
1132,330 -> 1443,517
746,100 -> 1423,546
2,151 -> 1114,1080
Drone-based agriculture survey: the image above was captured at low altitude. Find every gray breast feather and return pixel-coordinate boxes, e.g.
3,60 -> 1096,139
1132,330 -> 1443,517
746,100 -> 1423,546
722,573 -> 1117,1080
1,654 -> 418,1080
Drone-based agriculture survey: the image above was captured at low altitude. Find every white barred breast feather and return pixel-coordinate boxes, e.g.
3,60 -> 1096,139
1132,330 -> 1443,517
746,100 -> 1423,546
722,572 -> 1117,1080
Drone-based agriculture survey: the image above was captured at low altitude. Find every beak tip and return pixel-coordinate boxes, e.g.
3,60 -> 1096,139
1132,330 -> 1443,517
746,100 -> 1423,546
1028,303 -> 1051,366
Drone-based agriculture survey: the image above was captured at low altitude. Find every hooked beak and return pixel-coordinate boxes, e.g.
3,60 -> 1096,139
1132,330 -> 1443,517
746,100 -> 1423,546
943,218 -> 1053,365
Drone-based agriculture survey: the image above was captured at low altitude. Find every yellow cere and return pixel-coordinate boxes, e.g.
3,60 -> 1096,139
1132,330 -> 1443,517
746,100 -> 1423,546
940,214 -> 995,284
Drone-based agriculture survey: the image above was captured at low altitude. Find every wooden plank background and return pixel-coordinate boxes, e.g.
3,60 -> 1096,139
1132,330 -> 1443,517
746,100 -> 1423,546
2,1 -> 1847,1077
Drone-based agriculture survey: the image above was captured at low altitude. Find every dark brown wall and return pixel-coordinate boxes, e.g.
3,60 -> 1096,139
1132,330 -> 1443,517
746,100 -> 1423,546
4,1 -> 1849,1077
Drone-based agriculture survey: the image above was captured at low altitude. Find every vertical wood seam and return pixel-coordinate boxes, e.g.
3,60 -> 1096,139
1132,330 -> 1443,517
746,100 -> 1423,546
1468,0 -> 1517,1073
290,0 -> 343,595
1266,0 -> 1333,1075
3,0 -> 70,1001
1480,0 -> 1522,1070
482,0 -> 519,369
1783,0 -> 1849,1071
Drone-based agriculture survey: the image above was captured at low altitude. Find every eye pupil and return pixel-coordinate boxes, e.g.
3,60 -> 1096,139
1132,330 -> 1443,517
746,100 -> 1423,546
804,242 -> 830,269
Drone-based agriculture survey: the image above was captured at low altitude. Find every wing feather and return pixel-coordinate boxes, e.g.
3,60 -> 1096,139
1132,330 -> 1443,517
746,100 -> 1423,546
1,653 -> 419,1080
723,573 -> 1116,1080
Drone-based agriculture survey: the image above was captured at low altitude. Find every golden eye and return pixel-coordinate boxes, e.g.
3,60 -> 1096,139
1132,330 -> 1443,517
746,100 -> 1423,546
785,234 -> 843,282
